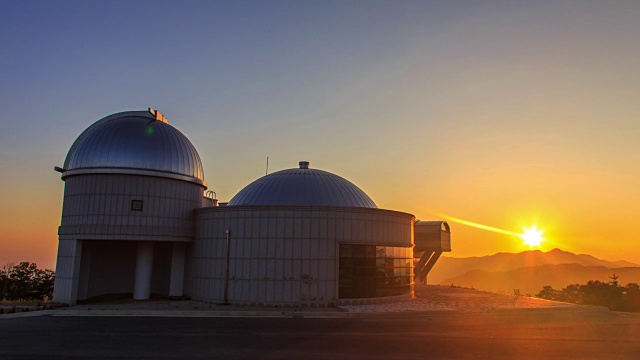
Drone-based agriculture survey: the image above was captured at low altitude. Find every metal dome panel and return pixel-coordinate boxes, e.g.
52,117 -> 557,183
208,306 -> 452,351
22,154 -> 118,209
228,162 -> 377,208
61,110 -> 204,184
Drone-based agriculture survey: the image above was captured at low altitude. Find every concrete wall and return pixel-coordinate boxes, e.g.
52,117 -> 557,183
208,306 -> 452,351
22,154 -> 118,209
187,205 -> 414,307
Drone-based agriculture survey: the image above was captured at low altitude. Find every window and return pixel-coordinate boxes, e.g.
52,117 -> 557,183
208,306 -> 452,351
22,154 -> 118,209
339,244 -> 413,299
131,200 -> 143,211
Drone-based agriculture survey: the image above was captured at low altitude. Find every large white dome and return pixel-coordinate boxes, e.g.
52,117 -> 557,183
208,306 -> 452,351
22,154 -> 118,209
60,110 -> 205,186
228,161 -> 376,208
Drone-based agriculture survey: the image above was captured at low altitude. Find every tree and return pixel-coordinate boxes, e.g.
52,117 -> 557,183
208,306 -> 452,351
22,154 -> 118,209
1,262 -> 55,301
1,262 -> 14,300
579,280 -> 623,309
609,273 -> 619,286
620,283 -> 640,312
560,284 -> 582,304
536,285 -> 562,301
536,277 -> 640,312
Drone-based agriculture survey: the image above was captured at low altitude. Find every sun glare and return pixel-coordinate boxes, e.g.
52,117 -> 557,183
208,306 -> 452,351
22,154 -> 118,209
436,212 -> 548,249
521,226 -> 544,247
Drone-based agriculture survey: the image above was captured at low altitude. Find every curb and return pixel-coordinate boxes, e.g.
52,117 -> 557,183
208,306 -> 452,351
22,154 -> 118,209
0,304 -> 610,319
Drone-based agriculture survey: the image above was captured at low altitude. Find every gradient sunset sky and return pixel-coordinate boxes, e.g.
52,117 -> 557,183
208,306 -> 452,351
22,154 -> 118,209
1,1 -> 639,269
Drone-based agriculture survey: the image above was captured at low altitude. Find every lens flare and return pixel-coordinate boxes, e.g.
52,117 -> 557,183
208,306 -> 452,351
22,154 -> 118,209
435,212 -> 544,247
435,213 -> 521,237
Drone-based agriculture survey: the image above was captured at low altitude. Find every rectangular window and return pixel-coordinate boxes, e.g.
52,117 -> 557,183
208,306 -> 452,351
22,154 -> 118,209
131,200 -> 143,211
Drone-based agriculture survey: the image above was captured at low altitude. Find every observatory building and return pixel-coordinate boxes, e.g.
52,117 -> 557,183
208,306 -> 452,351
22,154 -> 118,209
53,109 -> 451,306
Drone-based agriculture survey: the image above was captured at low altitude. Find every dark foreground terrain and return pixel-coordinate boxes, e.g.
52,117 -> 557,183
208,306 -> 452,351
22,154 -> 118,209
1,309 -> 639,359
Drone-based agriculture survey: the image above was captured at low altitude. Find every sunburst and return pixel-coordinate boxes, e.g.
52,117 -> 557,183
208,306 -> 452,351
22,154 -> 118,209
521,226 -> 544,247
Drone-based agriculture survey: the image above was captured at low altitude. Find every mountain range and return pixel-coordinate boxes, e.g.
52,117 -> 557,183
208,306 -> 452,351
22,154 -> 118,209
428,248 -> 640,295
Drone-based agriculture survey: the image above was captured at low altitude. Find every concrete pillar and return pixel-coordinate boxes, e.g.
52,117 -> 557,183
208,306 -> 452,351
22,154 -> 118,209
52,239 -> 83,305
133,242 -> 154,300
169,242 -> 186,297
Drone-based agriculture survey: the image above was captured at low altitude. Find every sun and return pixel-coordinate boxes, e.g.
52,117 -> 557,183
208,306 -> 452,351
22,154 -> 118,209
521,226 -> 544,247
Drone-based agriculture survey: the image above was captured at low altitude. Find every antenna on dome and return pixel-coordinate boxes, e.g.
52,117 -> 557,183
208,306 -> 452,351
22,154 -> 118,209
266,156 -> 269,175
148,108 -> 168,123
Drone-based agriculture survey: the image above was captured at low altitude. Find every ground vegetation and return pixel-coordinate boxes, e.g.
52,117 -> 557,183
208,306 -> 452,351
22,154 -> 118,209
536,275 -> 640,312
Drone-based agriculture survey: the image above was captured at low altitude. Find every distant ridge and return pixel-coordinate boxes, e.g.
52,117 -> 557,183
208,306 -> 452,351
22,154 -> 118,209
438,263 -> 640,296
428,248 -> 640,294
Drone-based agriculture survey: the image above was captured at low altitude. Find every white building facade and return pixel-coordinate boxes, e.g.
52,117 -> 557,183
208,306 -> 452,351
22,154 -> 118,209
189,205 -> 413,306
52,109 -> 440,307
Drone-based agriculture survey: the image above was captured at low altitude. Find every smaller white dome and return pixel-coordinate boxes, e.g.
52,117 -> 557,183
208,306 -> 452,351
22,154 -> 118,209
229,161 -> 376,208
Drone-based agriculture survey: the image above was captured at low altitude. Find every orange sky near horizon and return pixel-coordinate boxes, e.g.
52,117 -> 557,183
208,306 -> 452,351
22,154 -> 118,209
1,2 -> 639,270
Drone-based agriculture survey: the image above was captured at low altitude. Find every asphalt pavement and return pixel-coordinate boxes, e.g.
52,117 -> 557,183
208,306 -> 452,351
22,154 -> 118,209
1,308 -> 639,359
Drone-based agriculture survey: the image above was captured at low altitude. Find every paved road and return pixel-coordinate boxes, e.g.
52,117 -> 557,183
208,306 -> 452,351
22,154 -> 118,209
1,309 -> 639,359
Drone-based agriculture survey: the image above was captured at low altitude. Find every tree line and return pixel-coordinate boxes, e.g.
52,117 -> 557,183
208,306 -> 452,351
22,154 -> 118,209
536,275 -> 640,312
1,262 -> 55,301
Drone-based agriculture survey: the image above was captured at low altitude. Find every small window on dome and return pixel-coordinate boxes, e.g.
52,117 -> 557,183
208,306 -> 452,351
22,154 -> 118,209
131,200 -> 143,211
